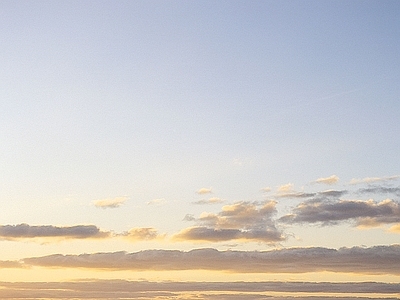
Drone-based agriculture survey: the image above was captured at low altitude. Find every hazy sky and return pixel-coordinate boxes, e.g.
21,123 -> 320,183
1,1 -> 400,299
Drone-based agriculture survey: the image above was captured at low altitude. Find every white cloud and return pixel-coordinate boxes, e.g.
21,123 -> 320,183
277,183 -> 294,193
147,198 -> 167,205
349,175 -> 400,185
196,188 -> 212,195
93,197 -> 128,209
314,175 -> 339,185
120,227 -> 165,241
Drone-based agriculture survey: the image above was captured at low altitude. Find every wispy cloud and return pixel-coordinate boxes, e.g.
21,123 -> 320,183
0,280 -> 398,299
0,224 -> 110,240
196,188 -> 212,195
192,197 -> 224,205
358,186 -> 400,197
349,175 -> 400,185
93,197 -> 128,209
22,245 -> 400,274
280,199 -> 400,227
173,201 -> 284,243
147,198 -> 167,205
314,175 -> 339,185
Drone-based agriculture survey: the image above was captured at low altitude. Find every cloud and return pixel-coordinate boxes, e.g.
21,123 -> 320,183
192,197 -> 224,205
388,224 -> 400,233
173,226 -> 284,243
276,192 -> 316,199
275,184 -> 317,199
277,183 -> 294,193
358,186 -> 400,197
93,197 -> 128,209
22,245 -> 400,275
174,201 -> 284,243
318,189 -> 348,197
314,175 -> 339,185
280,199 -> 400,227
0,260 -> 23,268
349,175 -> 400,185
120,227 -> 165,241
261,187 -> 271,192
196,188 -> 212,195
147,198 -> 167,205
0,224 -> 110,240
0,280 -> 398,299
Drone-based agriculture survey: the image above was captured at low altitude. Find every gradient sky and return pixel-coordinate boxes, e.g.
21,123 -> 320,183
1,1 -> 400,299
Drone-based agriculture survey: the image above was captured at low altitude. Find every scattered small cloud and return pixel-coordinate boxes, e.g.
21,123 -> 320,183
183,214 -> 196,221
261,187 -> 271,193
314,175 -> 339,185
120,227 -> 165,241
192,197 -> 224,205
93,197 -> 128,209
196,188 -> 212,195
277,183 -> 294,193
0,224 -> 110,241
349,175 -> 400,185
147,198 -> 167,205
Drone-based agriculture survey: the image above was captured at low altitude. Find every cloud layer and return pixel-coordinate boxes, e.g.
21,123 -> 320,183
0,280 -> 398,299
20,245 -> 400,274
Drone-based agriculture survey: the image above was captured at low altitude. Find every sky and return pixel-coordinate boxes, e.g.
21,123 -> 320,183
1,0 -> 400,299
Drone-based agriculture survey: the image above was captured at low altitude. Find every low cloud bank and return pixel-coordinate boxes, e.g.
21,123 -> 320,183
22,245 -> 400,274
0,280 -> 399,299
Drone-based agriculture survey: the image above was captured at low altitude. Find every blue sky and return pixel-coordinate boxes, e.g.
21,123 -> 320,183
0,1 -> 400,298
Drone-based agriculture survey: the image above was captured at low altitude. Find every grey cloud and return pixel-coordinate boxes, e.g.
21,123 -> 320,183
0,224 -> 110,240
173,226 -> 284,243
192,197 -> 224,205
22,245 -> 400,275
279,199 -> 400,226
318,190 -> 348,198
276,192 -> 317,199
358,186 -> 400,197
0,280 -> 399,299
0,260 -> 23,268
176,201 -> 284,243
277,190 -> 347,200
